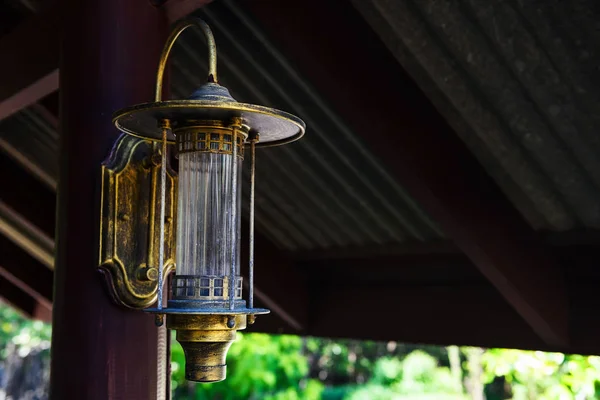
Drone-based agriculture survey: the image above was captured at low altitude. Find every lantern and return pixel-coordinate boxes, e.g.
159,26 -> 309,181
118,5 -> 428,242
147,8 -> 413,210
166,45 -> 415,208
100,18 -> 305,383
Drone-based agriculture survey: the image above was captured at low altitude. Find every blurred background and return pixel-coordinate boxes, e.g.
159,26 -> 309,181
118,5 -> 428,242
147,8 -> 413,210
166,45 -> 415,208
1,299 -> 600,400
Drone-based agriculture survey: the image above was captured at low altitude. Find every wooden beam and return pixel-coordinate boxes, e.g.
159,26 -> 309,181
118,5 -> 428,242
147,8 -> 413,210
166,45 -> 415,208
310,284 -> 545,351
0,235 -> 53,309
31,100 -> 59,131
158,0 -> 214,23
33,302 -> 52,323
0,275 -> 37,318
0,6 -> 59,122
0,201 -> 54,268
51,1 -> 168,398
296,240 -> 461,261
242,227 -> 308,334
309,279 -> 600,355
297,231 -> 600,262
0,152 -> 56,238
0,0 -> 218,121
245,0 -> 569,346
300,254 -> 483,288
0,137 -> 57,190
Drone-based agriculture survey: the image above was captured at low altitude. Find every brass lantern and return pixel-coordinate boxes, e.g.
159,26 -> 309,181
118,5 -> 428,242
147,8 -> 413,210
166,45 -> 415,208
99,18 -> 305,383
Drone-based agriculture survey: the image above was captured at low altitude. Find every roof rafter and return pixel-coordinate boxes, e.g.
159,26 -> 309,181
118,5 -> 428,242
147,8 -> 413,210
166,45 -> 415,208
0,274 -> 38,319
241,225 -> 308,333
158,0 -> 214,23
0,235 -> 53,309
0,0 -> 214,123
0,152 -> 56,238
245,0 -> 569,347
0,6 -> 59,122
311,285 -> 545,351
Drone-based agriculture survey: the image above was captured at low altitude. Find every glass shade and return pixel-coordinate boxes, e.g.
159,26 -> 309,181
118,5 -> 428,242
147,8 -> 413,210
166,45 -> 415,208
175,151 -> 242,303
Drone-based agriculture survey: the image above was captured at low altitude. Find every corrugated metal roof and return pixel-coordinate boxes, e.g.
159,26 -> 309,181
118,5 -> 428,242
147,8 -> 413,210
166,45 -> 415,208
177,1 -> 444,250
354,0 -> 600,232
0,0 -> 444,252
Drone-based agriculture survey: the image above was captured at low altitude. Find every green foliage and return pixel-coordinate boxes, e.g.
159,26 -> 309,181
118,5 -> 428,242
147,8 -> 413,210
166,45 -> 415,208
395,351 -> 457,395
2,302 -> 600,399
169,331 -> 600,400
172,333 -> 323,400
0,303 -> 51,358
341,351 -> 465,400
321,385 -> 356,400
481,349 -> 600,400
347,384 -> 400,400
349,386 -> 466,400
371,357 -> 403,385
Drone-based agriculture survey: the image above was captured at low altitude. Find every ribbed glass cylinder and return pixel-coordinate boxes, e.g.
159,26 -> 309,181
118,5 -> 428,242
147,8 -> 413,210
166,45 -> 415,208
175,151 -> 242,299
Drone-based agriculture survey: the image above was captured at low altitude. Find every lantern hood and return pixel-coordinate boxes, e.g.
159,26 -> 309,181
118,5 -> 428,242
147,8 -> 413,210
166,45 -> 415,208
113,16 -> 305,146
112,87 -> 305,147
187,82 -> 237,103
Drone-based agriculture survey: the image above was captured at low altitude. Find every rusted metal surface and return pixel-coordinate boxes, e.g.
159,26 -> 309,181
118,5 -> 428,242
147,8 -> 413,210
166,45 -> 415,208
98,135 -> 177,309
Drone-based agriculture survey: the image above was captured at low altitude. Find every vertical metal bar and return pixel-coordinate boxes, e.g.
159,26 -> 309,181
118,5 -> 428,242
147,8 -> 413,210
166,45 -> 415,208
229,126 -> 239,310
157,121 -> 170,311
157,124 -> 170,400
156,307 -> 168,400
249,137 -> 257,309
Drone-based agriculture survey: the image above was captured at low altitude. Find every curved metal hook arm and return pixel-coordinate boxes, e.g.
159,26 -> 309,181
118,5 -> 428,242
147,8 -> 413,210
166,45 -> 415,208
155,18 -> 218,102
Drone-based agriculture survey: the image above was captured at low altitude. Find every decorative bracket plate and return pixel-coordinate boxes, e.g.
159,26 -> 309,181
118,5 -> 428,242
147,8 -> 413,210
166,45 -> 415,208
99,134 -> 177,309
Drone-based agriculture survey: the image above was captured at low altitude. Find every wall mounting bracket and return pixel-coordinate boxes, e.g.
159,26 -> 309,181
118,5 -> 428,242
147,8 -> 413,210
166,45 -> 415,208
98,134 -> 177,309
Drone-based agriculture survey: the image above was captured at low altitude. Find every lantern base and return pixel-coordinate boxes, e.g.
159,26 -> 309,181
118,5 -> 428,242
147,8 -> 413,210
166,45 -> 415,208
145,306 -> 270,315
168,314 -> 247,383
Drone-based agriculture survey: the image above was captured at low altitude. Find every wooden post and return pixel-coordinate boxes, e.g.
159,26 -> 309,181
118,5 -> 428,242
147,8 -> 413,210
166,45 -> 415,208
50,1 -> 168,399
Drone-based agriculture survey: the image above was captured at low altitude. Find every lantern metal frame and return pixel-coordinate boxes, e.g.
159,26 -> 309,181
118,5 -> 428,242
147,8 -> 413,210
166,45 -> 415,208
98,17 -> 305,383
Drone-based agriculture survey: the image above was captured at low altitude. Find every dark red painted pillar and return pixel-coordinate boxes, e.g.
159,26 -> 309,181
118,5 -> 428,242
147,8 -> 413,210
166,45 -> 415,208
51,1 -> 168,399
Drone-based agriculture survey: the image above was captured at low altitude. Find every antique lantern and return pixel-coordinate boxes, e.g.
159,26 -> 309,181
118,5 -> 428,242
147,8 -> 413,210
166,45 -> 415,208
99,18 -> 305,383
